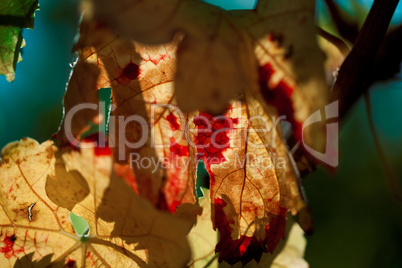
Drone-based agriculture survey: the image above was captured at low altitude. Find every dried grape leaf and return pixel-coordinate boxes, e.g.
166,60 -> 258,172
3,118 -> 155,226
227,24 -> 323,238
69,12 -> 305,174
0,138 -> 193,267
90,0 -> 259,114
188,95 -> 306,264
90,0 -> 329,152
0,138 -> 78,267
57,0 -> 323,264
232,0 -> 328,152
180,188 -> 308,268
69,19 -> 196,211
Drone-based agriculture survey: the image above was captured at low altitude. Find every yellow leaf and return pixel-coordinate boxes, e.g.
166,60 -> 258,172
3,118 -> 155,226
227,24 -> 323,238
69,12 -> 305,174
0,138 -> 193,267
179,188 -> 218,268
89,0 -> 329,152
180,187 -> 308,268
63,19 -> 197,210
187,96 -> 306,264
90,0 -> 259,114
271,223 -> 308,268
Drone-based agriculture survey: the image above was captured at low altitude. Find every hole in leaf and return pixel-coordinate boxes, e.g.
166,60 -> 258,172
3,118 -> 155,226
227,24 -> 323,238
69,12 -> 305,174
196,160 -> 210,198
81,87 -> 112,139
69,212 -> 89,236
201,0 -> 257,10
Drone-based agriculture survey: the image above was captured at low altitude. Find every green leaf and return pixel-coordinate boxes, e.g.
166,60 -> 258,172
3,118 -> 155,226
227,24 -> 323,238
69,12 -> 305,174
0,0 -> 38,82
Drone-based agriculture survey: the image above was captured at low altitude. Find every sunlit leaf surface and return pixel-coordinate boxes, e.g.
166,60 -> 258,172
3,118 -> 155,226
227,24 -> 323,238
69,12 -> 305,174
0,138 -> 193,267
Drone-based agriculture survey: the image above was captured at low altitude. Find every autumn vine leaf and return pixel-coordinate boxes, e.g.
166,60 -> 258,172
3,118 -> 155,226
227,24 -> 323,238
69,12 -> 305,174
89,0 -> 259,115
58,19 -> 197,212
0,138 -> 194,267
51,2 -> 317,263
0,0 -> 39,82
180,188 -> 309,268
89,0 -> 329,153
229,0 -> 329,153
0,138 -> 78,266
48,0 -> 332,265
2,0 -> 401,266
187,96 -> 307,264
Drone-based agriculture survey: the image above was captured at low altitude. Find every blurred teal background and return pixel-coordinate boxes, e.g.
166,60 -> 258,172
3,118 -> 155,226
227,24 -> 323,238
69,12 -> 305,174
0,0 -> 401,267
0,0 -> 79,148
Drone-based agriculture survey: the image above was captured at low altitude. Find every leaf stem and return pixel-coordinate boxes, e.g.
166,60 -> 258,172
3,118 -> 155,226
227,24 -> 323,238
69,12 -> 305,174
332,0 -> 400,118
316,26 -> 350,57
298,0 -> 399,177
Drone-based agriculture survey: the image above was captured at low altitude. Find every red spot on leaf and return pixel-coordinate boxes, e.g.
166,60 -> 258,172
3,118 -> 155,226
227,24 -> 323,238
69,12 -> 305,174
157,191 -> 181,213
194,113 -> 238,165
1,234 -> 24,259
168,200 -> 181,213
259,63 -> 302,140
166,112 -> 180,130
213,198 -> 287,265
86,251 -> 96,265
149,54 -> 169,65
114,163 -> 139,194
268,33 -> 284,46
169,138 -> 189,158
82,133 -> 112,156
118,62 -> 140,85
159,138 -> 190,213
122,62 -> 139,80
66,258 -> 76,267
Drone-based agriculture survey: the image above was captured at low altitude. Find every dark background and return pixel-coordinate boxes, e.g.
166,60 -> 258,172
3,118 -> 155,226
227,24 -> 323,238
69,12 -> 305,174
0,0 -> 401,267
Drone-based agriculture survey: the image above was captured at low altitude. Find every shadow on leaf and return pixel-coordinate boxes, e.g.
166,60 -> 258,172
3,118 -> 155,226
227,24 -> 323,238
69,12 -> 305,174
45,152 -> 90,211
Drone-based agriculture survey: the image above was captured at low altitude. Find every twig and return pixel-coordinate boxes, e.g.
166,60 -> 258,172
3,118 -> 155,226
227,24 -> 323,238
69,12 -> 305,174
297,0 -> 400,177
332,0 -> 400,119
323,0 -> 359,43
317,26 -> 350,57
373,25 -> 402,81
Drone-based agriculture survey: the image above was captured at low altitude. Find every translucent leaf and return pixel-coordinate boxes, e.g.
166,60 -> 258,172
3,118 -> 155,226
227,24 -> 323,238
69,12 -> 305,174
62,19 -> 197,211
179,188 -> 218,268
90,0 -> 329,151
0,138 -> 193,267
188,95 -> 307,264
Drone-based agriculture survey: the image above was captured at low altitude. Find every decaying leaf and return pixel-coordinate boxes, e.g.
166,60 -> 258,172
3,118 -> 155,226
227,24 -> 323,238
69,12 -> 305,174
0,138 -> 78,267
233,0 -> 328,152
188,95 -> 306,264
180,188 -> 308,268
52,0 -> 325,265
60,19 -> 197,212
90,0 -> 259,115
0,138 -> 193,267
89,0 -> 329,153
0,0 -> 39,82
